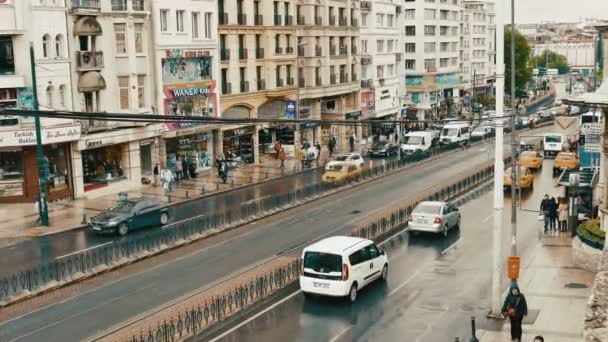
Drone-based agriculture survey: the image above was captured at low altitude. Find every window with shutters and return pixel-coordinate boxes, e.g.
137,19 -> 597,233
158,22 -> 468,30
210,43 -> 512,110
137,76 -> 145,108
114,23 -> 127,54
118,76 -> 129,110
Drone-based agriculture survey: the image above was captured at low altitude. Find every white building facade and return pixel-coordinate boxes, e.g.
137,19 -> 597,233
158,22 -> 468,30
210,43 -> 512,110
532,39 -> 596,75
0,0 -> 81,203
359,0 -> 405,133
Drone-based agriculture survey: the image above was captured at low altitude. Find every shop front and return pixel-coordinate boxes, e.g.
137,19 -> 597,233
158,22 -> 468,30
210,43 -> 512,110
81,142 -> 129,192
0,124 -> 80,203
164,131 -> 213,173
222,126 -> 255,164
257,99 -> 296,156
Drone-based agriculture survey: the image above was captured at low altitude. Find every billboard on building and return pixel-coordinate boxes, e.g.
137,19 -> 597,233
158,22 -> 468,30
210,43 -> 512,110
361,90 -> 375,118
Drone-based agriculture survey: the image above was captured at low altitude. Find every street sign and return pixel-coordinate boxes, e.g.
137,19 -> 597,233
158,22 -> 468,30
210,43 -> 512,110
547,68 -> 558,76
585,134 -> 601,145
585,145 -> 602,153
533,68 -> 539,75
581,123 -> 603,135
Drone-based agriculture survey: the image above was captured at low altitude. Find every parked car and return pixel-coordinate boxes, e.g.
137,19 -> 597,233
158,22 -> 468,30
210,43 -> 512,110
300,236 -> 389,303
326,153 -> 364,170
503,166 -> 534,191
407,201 -> 460,237
517,150 -> 543,170
321,162 -> 363,185
470,125 -> 493,138
553,152 -> 580,175
90,198 -> 170,236
368,141 -> 399,157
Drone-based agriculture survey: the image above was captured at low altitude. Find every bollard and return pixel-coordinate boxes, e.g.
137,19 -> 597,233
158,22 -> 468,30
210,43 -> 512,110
455,338 -> 459,342
81,213 -> 88,224
231,179 -> 235,187
265,171 -> 269,179
470,316 -> 478,342
201,185 -> 205,194
217,183 -> 220,190
185,191 -> 189,198
167,195 -> 171,203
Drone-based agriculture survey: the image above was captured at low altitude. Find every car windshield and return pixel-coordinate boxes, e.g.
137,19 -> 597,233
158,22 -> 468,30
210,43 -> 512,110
404,136 -> 423,145
472,127 -> 486,133
372,142 -> 387,149
303,252 -> 342,273
558,154 -> 573,160
545,135 -> 562,143
413,203 -> 442,215
334,155 -> 349,161
442,128 -> 459,136
520,151 -> 537,158
327,165 -> 349,172
109,201 -> 135,213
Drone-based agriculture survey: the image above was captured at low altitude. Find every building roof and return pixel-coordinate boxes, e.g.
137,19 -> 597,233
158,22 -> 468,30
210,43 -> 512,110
304,236 -> 368,255
563,81 -> 608,108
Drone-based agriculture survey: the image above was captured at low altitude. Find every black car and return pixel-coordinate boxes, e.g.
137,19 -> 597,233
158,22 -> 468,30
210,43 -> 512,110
90,198 -> 170,236
368,141 -> 399,157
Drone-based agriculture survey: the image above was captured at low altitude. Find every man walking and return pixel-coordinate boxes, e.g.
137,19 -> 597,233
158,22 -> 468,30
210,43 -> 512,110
548,197 -> 558,231
314,142 -> 321,165
349,134 -> 355,153
175,157 -> 183,183
278,148 -> 286,168
328,135 -> 336,157
540,194 -> 551,232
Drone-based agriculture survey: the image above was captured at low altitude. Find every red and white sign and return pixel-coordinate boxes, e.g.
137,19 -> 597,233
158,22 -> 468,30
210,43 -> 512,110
0,125 -> 81,146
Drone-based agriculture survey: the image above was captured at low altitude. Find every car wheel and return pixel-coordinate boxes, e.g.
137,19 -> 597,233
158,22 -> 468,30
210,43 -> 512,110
380,264 -> 388,282
117,223 -> 129,236
348,283 -> 358,303
443,224 -> 449,238
160,212 -> 169,225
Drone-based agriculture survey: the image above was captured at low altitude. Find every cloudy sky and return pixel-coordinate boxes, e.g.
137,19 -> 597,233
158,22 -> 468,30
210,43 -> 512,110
508,0 -> 608,24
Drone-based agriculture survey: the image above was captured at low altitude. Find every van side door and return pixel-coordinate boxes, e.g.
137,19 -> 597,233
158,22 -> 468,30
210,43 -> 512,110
349,247 -> 370,286
363,244 -> 383,285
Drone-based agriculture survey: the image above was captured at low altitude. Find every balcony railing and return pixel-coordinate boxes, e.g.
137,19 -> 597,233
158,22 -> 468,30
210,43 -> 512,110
315,16 -> 322,25
361,79 -> 373,88
316,77 -> 322,86
329,16 -> 336,25
361,54 -> 372,65
220,49 -> 230,61
285,15 -> 293,25
239,48 -> 248,60
81,120 -> 107,132
256,48 -> 264,59
339,46 -> 347,56
340,73 -> 348,83
254,14 -> 263,25
352,19 -> 358,27
275,46 -> 283,54
287,78 -> 294,86
277,78 -> 284,87
315,46 -> 322,56
219,13 -> 229,25
352,73 -> 357,81
361,1 -> 372,11
257,79 -> 266,91
240,81 -> 249,93
297,16 -> 305,25
298,78 -> 305,87
330,74 -> 337,84
71,0 -> 100,12
111,0 -> 127,11
222,83 -> 232,94
76,51 -> 104,70
132,0 -> 144,11
285,46 -> 294,54
274,15 -> 282,25
237,14 -> 247,25
351,46 -> 357,54
329,45 -> 336,56
298,46 -> 305,57
339,17 -> 347,26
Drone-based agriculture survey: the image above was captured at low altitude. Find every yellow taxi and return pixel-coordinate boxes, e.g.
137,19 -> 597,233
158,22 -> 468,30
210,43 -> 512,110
553,152 -> 579,175
321,162 -> 362,185
517,150 -> 543,170
504,166 -> 534,191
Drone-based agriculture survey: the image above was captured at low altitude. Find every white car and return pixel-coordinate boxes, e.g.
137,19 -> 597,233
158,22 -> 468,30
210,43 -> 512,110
470,126 -> 492,138
407,201 -> 461,237
326,153 -> 364,170
300,236 -> 389,303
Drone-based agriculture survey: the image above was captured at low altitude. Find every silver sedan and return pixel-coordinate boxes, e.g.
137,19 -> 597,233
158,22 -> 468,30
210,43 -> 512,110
407,201 -> 461,237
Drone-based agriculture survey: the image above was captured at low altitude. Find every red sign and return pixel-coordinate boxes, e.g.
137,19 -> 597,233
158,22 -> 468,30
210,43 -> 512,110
164,49 -> 211,58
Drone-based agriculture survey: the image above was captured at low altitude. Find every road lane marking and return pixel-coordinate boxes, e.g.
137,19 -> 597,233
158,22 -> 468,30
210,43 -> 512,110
240,195 -> 270,206
328,325 -> 352,342
388,268 -> 423,297
440,238 -> 462,255
55,241 -> 113,260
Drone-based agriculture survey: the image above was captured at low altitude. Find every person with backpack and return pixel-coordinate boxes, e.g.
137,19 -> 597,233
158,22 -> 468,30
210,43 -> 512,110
502,282 -> 528,342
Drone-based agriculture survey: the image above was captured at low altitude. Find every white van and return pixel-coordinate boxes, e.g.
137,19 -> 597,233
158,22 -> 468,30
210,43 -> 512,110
300,236 -> 389,303
543,133 -> 566,157
440,122 -> 471,145
401,131 -> 434,154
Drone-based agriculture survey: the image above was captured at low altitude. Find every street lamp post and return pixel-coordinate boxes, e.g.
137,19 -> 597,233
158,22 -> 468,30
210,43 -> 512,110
30,42 -> 49,227
509,0 -> 518,257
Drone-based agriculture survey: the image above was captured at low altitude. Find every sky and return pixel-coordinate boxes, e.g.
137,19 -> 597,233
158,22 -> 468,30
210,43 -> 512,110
510,0 -> 608,24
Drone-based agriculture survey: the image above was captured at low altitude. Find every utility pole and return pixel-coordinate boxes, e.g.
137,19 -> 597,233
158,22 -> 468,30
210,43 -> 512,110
509,0 -> 518,256
490,0 -> 505,318
30,42 -> 49,227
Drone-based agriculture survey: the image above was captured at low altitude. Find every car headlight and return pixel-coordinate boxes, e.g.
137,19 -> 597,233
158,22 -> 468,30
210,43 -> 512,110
106,221 -> 120,226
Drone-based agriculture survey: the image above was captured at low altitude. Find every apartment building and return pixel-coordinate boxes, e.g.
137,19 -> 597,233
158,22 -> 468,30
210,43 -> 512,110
68,0 -> 158,198
360,0 -> 405,132
151,0 -> 219,173
403,0 -> 462,120
297,0 -> 361,151
460,0 -> 495,102
0,0 -> 80,203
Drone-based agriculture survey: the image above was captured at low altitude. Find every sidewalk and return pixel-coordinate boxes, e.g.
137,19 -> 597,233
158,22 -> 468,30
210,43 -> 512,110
478,233 -> 596,342
0,151 -> 333,240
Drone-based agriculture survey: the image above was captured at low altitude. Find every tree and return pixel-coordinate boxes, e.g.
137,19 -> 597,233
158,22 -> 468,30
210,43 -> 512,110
505,29 -> 533,99
530,50 -> 570,74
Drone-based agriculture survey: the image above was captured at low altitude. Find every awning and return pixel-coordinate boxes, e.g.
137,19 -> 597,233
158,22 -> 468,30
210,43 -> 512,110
78,71 -> 106,92
73,17 -> 102,36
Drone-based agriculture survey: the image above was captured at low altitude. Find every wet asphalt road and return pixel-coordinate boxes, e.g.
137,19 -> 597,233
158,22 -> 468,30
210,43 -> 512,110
0,126 -> 554,341
207,159 -> 557,342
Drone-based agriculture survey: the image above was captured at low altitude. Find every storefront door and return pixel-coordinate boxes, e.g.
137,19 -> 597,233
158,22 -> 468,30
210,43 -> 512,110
139,142 -> 153,176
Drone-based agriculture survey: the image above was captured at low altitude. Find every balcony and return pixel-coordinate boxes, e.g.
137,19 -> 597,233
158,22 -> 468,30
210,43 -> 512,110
285,46 -> 294,54
254,15 -> 263,25
111,0 -> 126,11
298,16 -> 306,25
351,19 -> 358,27
240,81 -> 249,93
274,15 -> 282,25
219,13 -> 229,25
220,49 -> 230,61
239,48 -> 248,60
237,14 -> 247,25
315,46 -> 322,56
71,0 -> 101,14
81,120 -> 108,132
256,48 -> 264,59
339,17 -> 347,27
361,79 -> 373,88
132,0 -> 144,11
315,16 -> 322,25
339,46 -> 347,56
298,78 -> 305,87
340,73 -> 348,83
285,15 -> 293,25
329,45 -> 336,56
396,53 -> 403,62
329,16 -> 336,26
257,79 -> 266,91
351,46 -> 357,54
316,77 -> 322,86
76,51 -> 104,70
287,78 -> 294,86
275,46 -> 283,54
330,74 -> 337,85
222,83 -> 232,94
352,73 -> 357,81
361,54 -> 372,65
277,79 -> 284,87
361,1 -> 372,11
298,46 -> 305,57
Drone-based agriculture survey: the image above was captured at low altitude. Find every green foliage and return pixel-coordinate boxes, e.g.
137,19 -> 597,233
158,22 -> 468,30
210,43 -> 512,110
475,94 -> 495,107
530,50 -> 570,74
577,218 -> 604,250
505,29 -> 533,98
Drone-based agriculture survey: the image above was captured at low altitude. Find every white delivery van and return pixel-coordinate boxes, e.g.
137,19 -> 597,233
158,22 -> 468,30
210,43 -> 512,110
440,122 -> 471,145
543,133 -> 566,157
401,131 -> 434,154
300,236 -> 389,303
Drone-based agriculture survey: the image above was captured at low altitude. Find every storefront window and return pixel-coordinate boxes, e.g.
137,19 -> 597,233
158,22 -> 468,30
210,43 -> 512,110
166,133 -> 212,172
0,149 -> 24,197
82,145 -> 127,191
223,128 -> 254,164
44,144 -> 70,194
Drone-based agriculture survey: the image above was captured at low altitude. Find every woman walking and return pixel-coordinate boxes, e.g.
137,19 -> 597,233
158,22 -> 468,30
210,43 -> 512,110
502,282 -> 528,341
558,198 -> 569,232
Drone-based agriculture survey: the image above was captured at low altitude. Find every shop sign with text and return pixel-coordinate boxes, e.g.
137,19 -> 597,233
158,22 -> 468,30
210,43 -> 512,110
164,49 -> 212,59
163,81 -> 217,131
285,101 -> 297,120
0,125 -> 80,146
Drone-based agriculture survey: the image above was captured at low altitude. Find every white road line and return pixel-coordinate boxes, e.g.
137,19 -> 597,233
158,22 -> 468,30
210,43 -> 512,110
327,326 -> 352,342
388,269 -> 423,297
240,195 -> 270,206
440,238 -> 462,255
55,241 -> 113,260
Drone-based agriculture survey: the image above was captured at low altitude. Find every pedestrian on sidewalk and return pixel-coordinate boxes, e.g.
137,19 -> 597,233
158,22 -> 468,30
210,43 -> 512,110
349,134 -> 355,152
278,148 -> 286,168
548,197 -> 558,231
175,157 -> 183,183
153,164 -> 160,186
328,136 -> 336,157
540,194 -> 551,232
315,142 -> 321,165
502,282 -> 528,342
274,141 -> 282,160
558,197 -> 569,232
182,157 -> 189,181
162,168 -> 174,194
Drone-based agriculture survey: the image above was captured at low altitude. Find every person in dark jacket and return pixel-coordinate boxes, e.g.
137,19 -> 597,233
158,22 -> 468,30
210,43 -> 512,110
548,197 -> 558,231
181,157 -> 189,180
540,194 -> 551,232
502,282 -> 528,341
